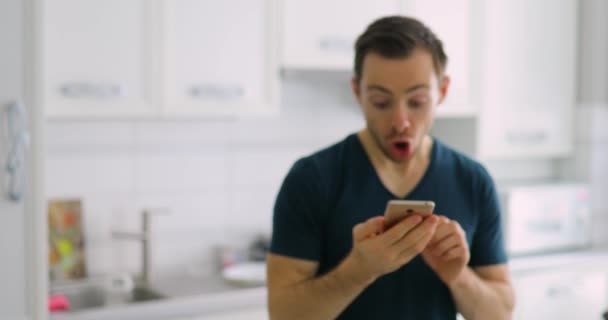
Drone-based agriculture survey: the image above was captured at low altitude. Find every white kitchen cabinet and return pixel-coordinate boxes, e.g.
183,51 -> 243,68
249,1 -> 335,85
514,270 -> 607,320
44,0 -> 279,119
478,0 -> 578,158
162,0 -> 279,117
281,0 -> 474,117
281,0 -> 401,70
44,0 -> 158,118
407,0 -> 473,117
1,0 -> 46,318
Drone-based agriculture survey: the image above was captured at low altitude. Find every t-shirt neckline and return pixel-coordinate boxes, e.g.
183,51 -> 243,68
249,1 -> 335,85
351,133 -> 438,200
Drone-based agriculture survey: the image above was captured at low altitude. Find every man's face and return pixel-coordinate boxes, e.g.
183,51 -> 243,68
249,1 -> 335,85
352,49 -> 449,163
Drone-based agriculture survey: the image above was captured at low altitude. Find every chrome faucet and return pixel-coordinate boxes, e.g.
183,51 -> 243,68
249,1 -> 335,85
112,208 -> 169,287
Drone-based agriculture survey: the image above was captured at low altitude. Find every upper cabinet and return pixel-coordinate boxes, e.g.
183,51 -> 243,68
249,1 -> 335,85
43,0 -> 279,119
281,0 -> 474,117
281,0 -> 401,70
44,0 -> 157,118
161,0 -> 279,117
477,0 -> 578,158
407,0 -> 473,117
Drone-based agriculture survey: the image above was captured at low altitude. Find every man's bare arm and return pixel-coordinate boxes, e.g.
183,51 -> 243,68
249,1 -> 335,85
267,215 -> 439,320
449,265 -> 515,320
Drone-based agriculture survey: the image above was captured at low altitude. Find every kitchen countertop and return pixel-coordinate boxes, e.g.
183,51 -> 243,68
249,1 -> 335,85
51,248 -> 608,320
509,248 -> 608,274
50,277 -> 267,320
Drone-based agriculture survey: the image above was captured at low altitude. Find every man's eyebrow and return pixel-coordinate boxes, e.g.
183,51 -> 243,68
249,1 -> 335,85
366,85 -> 391,94
366,84 -> 429,94
403,84 -> 430,93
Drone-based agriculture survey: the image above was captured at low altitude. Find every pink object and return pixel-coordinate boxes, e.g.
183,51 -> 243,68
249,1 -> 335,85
48,295 -> 70,312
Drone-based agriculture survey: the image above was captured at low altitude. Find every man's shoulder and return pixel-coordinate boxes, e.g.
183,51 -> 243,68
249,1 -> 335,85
294,134 -> 356,174
434,139 -> 492,183
280,134 -> 355,207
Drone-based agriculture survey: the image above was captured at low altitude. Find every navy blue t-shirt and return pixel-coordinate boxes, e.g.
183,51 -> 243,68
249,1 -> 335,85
270,134 -> 507,320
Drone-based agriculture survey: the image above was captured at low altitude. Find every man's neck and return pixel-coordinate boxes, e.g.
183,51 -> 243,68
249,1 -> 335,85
358,130 -> 433,178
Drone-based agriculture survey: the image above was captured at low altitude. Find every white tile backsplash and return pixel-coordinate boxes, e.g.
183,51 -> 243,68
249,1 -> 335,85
46,153 -> 135,195
577,104 -> 608,143
46,121 -> 135,151
558,144 -> 592,181
231,148 -> 301,188
591,106 -> 608,142
45,75 -> 608,278
134,151 -> 228,192
590,144 -> 608,212
591,211 -> 608,246
133,120 -> 232,147
228,189 -> 276,232
44,74 -> 361,277
132,192 -> 230,230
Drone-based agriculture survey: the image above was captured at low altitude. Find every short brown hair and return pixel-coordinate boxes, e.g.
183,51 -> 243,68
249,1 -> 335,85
354,16 -> 448,81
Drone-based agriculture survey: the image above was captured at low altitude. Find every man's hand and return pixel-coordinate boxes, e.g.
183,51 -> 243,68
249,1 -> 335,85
345,214 -> 439,284
422,216 -> 470,285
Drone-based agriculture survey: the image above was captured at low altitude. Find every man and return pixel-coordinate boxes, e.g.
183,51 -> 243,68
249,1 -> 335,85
267,16 -> 514,320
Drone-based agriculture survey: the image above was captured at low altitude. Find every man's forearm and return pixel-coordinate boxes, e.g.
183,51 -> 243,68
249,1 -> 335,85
268,256 -> 374,320
448,267 -> 515,320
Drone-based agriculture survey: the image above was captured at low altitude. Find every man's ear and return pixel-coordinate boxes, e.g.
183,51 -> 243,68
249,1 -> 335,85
351,77 -> 362,103
437,75 -> 450,105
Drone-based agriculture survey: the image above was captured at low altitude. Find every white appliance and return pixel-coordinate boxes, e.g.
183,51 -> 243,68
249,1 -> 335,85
502,183 -> 591,256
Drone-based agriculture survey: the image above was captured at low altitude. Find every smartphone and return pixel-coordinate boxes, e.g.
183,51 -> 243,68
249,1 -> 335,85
383,200 -> 435,230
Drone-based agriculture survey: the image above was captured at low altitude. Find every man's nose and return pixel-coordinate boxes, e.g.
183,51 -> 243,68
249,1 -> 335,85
391,107 -> 410,133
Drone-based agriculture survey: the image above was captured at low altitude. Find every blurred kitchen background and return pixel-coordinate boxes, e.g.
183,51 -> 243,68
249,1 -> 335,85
31,0 -> 608,319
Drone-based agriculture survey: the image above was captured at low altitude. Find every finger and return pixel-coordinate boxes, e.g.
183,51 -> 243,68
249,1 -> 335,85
380,214 -> 424,245
434,214 -> 450,224
430,220 -> 462,245
442,246 -> 467,260
428,224 -> 452,246
393,215 -> 439,253
396,222 -> 437,263
429,234 -> 461,256
353,216 -> 385,241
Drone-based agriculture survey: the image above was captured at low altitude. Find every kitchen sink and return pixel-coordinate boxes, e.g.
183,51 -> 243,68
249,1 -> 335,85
50,277 -> 166,312
50,272 -> 263,314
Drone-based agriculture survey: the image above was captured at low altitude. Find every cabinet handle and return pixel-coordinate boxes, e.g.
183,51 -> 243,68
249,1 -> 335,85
3,101 -> 30,202
318,36 -> 353,53
189,84 -> 244,100
545,285 -> 571,298
60,83 -> 126,99
505,130 -> 548,144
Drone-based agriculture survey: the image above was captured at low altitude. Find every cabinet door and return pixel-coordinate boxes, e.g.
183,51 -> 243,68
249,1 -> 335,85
405,0 -> 473,117
479,107 -> 573,158
281,0 -> 401,70
162,0 -> 279,116
1,0 -> 45,318
515,271 -> 607,320
478,0 -> 577,158
44,0 -> 157,118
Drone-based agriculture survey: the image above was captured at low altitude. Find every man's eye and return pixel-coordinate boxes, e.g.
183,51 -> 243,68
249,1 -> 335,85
373,101 -> 390,109
409,99 -> 427,109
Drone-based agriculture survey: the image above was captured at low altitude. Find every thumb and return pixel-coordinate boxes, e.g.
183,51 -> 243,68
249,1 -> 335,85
353,216 -> 385,241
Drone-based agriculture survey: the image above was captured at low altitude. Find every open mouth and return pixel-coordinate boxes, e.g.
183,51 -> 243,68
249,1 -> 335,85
394,141 -> 409,151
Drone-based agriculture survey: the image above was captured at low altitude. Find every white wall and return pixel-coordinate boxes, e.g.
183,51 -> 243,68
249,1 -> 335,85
46,71 -> 606,278
45,0 -> 608,276
567,0 -> 608,246
45,71 -> 365,277
584,106 -> 608,246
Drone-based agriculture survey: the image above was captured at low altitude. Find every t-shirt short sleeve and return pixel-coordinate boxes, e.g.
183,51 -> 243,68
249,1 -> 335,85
270,158 -> 325,262
469,166 -> 508,267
